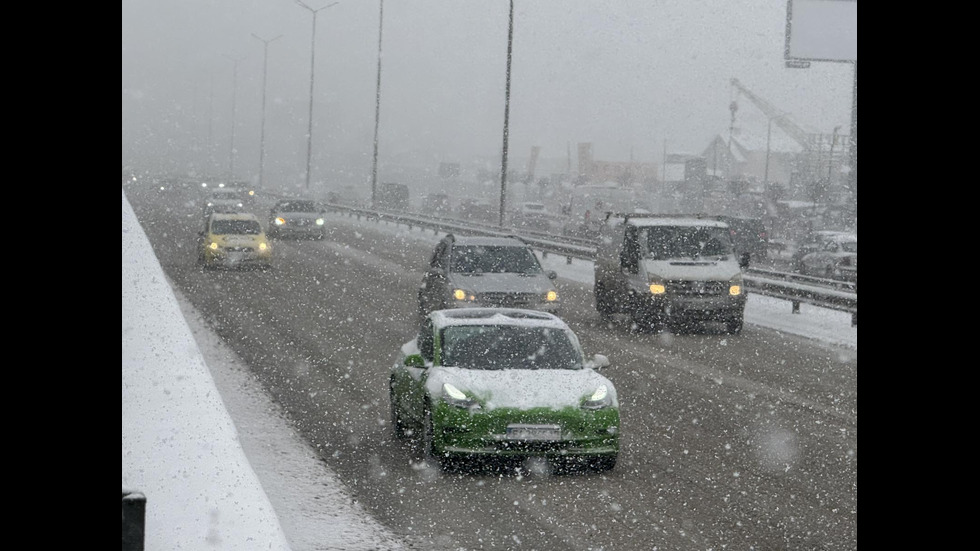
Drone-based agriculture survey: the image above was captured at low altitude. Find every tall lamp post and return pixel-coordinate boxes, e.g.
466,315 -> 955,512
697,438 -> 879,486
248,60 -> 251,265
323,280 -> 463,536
498,0 -> 515,227
252,33 -> 282,191
295,0 -> 339,191
223,54 -> 246,182
370,0 -> 385,209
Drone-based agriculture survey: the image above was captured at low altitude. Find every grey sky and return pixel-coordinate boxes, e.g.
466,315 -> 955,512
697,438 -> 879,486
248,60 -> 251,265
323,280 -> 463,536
121,0 -> 854,187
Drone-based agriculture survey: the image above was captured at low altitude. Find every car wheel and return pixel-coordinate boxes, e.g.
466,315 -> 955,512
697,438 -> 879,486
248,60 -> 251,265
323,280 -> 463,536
389,377 -> 406,440
422,408 -> 442,468
595,282 -> 615,316
631,308 -> 664,333
725,315 -> 744,335
591,454 -> 617,473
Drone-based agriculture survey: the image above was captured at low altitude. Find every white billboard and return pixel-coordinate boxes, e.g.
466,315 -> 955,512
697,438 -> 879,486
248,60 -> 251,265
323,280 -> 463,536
785,0 -> 857,63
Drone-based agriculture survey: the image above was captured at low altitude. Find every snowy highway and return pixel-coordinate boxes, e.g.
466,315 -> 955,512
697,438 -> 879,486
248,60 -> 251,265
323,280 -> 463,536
127,183 -> 856,550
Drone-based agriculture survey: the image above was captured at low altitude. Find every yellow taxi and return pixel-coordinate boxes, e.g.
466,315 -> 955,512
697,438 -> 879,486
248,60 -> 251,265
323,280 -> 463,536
197,212 -> 273,270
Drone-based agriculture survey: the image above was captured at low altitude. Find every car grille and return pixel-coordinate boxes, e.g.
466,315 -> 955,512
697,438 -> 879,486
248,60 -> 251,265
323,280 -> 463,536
668,280 -> 727,297
225,246 -> 254,253
479,292 -> 539,307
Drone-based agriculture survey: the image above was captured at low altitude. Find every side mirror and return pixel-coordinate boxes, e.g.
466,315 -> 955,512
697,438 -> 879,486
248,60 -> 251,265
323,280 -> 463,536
547,270 -> 558,280
588,354 -> 610,370
739,252 -> 750,269
403,354 -> 425,368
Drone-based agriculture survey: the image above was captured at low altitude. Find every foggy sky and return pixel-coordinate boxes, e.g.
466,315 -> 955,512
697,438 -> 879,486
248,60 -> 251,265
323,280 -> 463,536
121,0 -> 855,189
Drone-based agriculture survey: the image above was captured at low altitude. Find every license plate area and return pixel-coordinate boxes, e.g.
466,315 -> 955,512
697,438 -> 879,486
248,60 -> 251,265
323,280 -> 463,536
505,424 -> 561,441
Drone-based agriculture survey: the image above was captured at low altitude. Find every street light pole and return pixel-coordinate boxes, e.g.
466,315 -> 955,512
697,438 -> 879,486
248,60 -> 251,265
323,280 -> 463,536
370,0 -> 385,209
763,114 -> 776,186
498,0 -> 514,227
252,33 -> 282,191
295,1 -> 339,191
223,53 -> 246,182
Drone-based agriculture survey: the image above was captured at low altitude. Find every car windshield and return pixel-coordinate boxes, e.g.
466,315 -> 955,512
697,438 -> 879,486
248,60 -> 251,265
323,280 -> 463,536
211,220 -> 262,235
641,226 -> 733,260
440,325 -> 582,370
278,201 -> 318,212
450,245 -> 542,274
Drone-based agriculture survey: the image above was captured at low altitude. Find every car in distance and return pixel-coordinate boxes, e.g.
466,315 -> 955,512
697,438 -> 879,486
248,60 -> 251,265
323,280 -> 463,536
197,212 -> 272,270
268,199 -> 327,240
793,231 -> 857,282
417,234 -> 560,324
389,308 -> 619,473
202,188 -> 246,219
594,213 -> 749,334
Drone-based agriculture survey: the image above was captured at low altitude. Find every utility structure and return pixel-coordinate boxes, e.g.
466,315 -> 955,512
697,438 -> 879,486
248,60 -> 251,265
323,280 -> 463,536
252,33 -> 282,190
370,0 -> 385,209
730,78 -> 848,199
295,1 -> 339,191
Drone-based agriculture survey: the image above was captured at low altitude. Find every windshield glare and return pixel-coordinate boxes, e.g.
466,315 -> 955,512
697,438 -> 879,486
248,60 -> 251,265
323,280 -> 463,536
440,326 -> 582,370
450,245 -> 542,274
641,226 -> 733,260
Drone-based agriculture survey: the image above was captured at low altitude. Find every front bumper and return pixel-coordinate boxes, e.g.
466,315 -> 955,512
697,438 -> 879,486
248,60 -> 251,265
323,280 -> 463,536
633,289 -> 746,322
204,249 -> 272,269
431,404 -> 619,459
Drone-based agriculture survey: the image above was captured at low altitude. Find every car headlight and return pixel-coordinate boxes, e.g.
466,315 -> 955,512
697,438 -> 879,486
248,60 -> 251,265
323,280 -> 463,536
315,218 -> 325,226
581,385 -> 611,410
648,276 -> 666,295
209,242 -> 219,250
729,273 -> 743,296
274,217 -> 286,226
442,383 -> 481,410
258,242 -> 268,251
452,289 -> 475,302
544,290 -> 558,302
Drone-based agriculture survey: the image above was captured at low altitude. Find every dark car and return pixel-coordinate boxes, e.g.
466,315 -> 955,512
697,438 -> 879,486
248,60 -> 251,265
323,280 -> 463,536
417,234 -> 560,326
715,215 -> 769,262
268,199 -> 327,240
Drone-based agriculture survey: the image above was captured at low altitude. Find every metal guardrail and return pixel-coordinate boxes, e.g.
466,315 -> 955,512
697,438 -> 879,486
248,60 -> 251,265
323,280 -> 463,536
282,198 -> 857,327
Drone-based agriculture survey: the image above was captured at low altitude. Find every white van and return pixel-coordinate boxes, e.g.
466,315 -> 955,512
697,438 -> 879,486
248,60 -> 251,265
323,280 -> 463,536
593,213 -> 749,333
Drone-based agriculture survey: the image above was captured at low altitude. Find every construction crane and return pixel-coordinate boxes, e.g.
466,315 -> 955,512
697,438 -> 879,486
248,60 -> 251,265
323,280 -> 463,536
730,78 -> 813,150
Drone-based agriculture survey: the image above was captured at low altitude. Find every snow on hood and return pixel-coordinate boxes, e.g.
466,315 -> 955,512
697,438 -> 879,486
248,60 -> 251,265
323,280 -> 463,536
449,272 -> 555,294
425,366 -> 617,410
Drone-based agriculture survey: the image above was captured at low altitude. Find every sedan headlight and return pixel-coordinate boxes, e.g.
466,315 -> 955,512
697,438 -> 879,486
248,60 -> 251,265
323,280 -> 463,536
452,288 -> 476,302
273,216 -> 286,226
581,384 -> 612,410
258,242 -> 269,251
442,383 -> 481,410
544,290 -> 558,302
729,273 -> 743,296
209,241 -> 219,250
648,276 -> 666,295
315,218 -> 325,226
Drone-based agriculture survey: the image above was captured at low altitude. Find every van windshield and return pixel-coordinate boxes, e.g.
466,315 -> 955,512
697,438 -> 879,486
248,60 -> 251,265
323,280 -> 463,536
640,226 -> 733,260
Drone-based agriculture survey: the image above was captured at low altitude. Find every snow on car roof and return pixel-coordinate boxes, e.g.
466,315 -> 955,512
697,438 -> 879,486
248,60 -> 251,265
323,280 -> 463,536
430,308 -> 567,329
